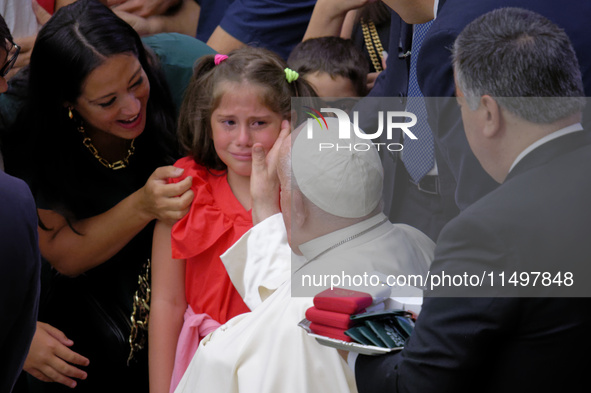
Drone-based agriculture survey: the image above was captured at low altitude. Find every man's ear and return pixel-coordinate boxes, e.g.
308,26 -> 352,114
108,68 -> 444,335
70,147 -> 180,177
480,95 -> 502,138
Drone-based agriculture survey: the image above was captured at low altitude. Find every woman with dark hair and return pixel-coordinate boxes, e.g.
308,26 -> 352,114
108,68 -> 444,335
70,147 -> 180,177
5,0 -> 193,391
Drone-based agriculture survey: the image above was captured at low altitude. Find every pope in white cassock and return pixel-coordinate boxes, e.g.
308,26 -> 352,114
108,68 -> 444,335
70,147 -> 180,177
174,118 -> 435,393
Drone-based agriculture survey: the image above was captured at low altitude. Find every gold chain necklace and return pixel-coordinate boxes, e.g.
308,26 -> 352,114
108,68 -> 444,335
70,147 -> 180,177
360,18 -> 385,72
77,124 -> 136,170
128,258 -> 150,365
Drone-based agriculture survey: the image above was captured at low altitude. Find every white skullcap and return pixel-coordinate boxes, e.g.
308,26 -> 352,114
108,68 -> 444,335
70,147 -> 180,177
291,117 -> 383,218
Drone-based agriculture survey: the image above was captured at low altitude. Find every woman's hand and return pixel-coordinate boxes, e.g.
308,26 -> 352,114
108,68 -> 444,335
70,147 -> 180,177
23,322 -> 90,389
138,166 -> 194,226
38,166 -> 193,276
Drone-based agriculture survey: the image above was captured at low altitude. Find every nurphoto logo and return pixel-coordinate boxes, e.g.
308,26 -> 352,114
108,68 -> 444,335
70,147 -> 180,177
304,107 -> 418,152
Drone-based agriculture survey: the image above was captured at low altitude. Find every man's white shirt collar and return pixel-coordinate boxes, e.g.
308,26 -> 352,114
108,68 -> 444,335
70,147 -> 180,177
509,123 -> 583,173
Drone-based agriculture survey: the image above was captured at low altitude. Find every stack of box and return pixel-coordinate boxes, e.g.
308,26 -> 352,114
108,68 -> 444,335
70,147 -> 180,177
306,288 -> 373,342
306,287 -> 415,348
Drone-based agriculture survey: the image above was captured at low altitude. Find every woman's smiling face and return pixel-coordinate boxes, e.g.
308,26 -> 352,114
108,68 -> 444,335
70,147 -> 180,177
72,53 -> 150,141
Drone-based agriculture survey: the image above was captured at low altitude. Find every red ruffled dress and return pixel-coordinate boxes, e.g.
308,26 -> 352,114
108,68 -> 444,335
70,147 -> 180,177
168,157 -> 251,391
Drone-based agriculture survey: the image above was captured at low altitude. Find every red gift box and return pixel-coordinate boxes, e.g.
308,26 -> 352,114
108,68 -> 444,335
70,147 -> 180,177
313,287 -> 373,314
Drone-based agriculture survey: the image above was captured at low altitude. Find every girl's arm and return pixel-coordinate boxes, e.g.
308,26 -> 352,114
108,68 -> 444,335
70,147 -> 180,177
38,166 -> 193,277
149,220 -> 187,393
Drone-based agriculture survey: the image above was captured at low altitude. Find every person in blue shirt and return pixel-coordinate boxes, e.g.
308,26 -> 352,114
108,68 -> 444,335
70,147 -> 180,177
0,13 -> 41,393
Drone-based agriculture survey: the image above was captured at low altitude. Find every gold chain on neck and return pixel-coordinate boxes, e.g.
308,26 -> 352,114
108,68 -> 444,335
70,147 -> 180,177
77,124 -> 136,170
360,18 -> 385,72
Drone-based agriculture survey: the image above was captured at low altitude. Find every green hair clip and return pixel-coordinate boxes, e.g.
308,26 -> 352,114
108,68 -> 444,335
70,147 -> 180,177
284,67 -> 299,83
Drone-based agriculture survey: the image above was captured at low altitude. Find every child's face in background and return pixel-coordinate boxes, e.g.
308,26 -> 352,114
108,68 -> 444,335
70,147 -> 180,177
211,81 -> 283,181
304,71 -> 359,98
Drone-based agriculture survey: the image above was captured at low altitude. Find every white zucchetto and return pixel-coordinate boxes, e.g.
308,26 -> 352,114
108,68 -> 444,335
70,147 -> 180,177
291,117 -> 383,218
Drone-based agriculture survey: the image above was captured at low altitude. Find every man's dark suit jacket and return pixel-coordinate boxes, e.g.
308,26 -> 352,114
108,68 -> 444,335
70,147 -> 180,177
358,11 -> 459,241
355,130 -> 591,393
0,171 -> 41,393
419,0 -> 591,210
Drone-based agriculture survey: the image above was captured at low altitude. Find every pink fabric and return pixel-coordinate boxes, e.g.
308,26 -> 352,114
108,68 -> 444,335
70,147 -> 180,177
169,306 -> 221,393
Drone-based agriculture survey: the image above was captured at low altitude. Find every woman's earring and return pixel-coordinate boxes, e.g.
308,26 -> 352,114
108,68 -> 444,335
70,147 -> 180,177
68,106 -> 74,120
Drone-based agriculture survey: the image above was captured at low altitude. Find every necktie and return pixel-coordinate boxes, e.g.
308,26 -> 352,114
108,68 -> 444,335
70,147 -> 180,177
403,21 -> 434,183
